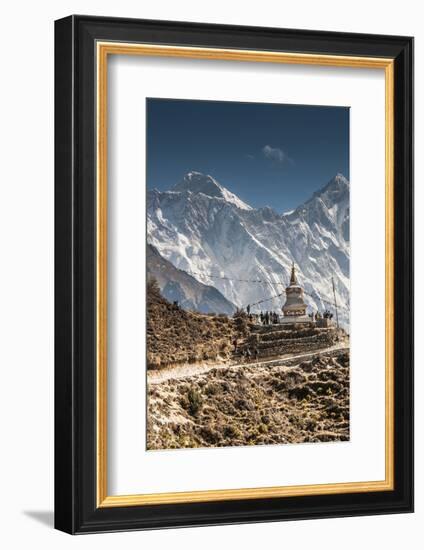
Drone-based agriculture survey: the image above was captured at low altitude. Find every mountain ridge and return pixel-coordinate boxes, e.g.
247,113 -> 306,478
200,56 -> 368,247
147,172 -> 350,327
172,171 -> 252,211
147,243 -> 236,315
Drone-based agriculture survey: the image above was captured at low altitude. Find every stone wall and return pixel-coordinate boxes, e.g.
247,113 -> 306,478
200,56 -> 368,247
235,325 -> 342,361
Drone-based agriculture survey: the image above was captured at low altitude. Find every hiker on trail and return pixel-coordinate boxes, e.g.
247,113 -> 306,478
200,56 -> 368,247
247,304 -> 251,315
232,338 -> 238,352
253,347 -> 259,361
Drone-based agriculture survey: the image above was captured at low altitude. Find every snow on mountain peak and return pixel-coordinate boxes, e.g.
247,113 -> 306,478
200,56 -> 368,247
147,172 -> 350,327
323,172 -> 349,191
172,171 -> 252,211
293,173 -> 349,213
316,173 -> 349,206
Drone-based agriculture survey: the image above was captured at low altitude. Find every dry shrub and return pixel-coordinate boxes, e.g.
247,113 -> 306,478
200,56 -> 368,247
147,351 -> 350,450
181,388 -> 202,416
147,352 -> 161,370
146,278 -> 236,369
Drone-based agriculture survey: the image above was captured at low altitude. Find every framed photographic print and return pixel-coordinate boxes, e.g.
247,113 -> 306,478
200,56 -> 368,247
54,15 -> 414,534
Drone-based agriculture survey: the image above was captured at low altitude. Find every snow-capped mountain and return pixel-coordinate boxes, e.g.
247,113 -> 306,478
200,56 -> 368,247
147,171 -> 350,327
173,171 -> 252,211
147,243 -> 236,315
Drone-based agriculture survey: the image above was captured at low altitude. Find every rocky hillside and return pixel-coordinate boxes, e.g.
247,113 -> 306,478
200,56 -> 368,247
147,244 -> 235,315
147,350 -> 350,450
146,278 -> 236,370
147,278 -> 346,370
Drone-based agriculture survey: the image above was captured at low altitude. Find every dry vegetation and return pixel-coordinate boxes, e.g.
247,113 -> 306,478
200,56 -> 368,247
147,278 -> 238,370
146,278 -> 349,450
147,351 -> 350,450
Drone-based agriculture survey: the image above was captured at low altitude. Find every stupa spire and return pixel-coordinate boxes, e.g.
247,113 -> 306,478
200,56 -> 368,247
290,262 -> 298,286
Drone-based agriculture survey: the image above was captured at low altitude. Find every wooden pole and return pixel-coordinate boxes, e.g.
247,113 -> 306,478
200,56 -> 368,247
331,276 -> 339,329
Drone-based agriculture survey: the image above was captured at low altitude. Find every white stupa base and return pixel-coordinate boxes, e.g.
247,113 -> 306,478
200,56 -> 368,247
280,315 -> 313,325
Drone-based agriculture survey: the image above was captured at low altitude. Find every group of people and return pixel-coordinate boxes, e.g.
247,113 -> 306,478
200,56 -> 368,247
245,305 -> 280,325
259,310 -> 280,325
246,304 -> 280,325
308,309 -> 334,321
244,306 -> 334,326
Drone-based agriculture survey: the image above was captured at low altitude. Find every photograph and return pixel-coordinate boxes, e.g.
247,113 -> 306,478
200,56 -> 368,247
146,98 -> 351,450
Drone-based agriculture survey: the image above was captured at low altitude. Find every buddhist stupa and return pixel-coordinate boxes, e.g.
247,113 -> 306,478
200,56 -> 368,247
281,263 -> 309,323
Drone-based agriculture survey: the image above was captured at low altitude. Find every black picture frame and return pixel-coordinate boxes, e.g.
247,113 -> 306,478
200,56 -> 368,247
55,15 -> 414,534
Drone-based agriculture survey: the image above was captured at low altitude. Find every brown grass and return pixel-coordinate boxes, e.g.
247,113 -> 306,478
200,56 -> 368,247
147,351 -> 350,450
147,278 -> 237,370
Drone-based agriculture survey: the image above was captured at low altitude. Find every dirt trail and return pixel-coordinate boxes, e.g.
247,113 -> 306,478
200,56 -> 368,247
148,343 -> 349,385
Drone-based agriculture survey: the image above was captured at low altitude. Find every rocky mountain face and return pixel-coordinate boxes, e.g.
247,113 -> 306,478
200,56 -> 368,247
147,171 -> 350,327
147,243 -> 236,315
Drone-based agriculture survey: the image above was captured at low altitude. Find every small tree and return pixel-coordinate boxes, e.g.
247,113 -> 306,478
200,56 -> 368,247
147,276 -> 160,295
187,389 -> 202,416
233,307 -> 246,319
234,310 -> 249,337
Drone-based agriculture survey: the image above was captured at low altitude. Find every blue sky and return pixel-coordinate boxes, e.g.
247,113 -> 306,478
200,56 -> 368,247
146,98 -> 349,213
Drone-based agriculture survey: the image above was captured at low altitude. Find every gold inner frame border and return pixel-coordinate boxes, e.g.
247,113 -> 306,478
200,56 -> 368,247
96,42 -> 395,508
